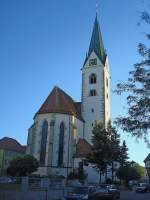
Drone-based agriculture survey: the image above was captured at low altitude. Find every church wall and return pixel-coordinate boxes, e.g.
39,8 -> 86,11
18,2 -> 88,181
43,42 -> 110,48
27,113 -> 84,177
104,57 -> 111,126
74,158 -> 106,183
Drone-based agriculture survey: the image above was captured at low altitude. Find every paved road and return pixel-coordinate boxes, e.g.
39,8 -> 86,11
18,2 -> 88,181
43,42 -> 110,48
120,190 -> 150,200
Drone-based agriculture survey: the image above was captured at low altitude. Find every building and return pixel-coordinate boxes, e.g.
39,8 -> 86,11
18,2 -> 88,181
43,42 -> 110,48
144,153 -> 150,180
26,14 -> 111,183
0,137 -> 26,175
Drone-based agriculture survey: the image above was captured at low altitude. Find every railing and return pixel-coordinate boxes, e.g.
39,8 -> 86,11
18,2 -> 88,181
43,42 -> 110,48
0,176 -> 21,191
28,177 -> 42,190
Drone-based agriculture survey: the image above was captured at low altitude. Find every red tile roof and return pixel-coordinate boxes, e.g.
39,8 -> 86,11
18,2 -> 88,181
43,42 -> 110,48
35,86 -> 83,121
0,137 -> 26,153
75,138 -> 92,158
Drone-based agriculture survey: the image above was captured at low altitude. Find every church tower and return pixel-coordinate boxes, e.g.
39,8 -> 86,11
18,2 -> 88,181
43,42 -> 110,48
81,15 -> 111,142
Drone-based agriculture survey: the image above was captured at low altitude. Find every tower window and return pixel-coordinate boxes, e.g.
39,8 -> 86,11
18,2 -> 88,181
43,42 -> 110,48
91,108 -> 94,113
106,77 -> 108,87
89,58 -> 97,66
90,89 -> 97,96
89,73 -> 97,84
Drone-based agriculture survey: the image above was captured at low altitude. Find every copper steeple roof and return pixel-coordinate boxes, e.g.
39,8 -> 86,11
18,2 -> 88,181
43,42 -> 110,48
84,14 -> 106,65
36,86 -> 83,121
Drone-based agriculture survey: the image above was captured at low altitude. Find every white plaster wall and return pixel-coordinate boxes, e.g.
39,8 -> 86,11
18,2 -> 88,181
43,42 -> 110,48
74,158 -> 106,183
27,113 -> 84,177
104,56 -> 111,126
82,52 -> 105,143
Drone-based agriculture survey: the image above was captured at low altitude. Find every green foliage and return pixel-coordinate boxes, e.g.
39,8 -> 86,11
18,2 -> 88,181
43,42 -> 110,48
87,122 -> 122,182
132,162 -> 145,179
119,140 -> 129,167
7,154 -> 39,176
116,165 -> 139,185
114,10 -> 150,146
68,169 -> 86,180
116,161 -> 144,185
87,123 -> 111,172
108,123 -> 121,163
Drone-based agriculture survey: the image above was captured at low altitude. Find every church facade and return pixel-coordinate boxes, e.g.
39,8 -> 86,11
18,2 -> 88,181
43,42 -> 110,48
26,15 -> 111,183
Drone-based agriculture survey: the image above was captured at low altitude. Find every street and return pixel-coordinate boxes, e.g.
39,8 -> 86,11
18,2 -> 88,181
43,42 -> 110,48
120,190 -> 150,200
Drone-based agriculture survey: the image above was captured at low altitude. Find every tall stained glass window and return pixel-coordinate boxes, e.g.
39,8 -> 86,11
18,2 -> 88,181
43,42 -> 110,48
40,120 -> 48,165
58,122 -> 65,167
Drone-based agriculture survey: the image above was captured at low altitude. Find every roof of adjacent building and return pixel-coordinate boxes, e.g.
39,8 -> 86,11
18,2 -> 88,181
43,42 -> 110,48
84,14 -> 106,66
144,153 -> 150,163
0,137 -> 26,153
36,86 -> 84,121
75,138 -> 92,158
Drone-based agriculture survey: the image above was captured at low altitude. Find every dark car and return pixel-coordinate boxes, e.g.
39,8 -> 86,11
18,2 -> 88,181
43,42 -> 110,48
66,187 -> 89,200
135,183 -> 150,193
89,184 -> 120,200
106,185 -> 120,199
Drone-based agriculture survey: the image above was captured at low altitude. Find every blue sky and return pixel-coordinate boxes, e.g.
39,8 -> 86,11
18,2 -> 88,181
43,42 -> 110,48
0,0 -> 149,165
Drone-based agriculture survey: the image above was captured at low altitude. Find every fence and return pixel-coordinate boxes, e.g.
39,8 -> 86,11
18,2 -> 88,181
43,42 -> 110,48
0,177 -> 80,200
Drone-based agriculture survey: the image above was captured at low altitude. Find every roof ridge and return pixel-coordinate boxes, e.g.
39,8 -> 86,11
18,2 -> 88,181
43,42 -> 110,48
35,86 -> 84,121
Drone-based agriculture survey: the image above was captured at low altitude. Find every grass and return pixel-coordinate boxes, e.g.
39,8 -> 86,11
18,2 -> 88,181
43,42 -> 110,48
0,183 -> 20,190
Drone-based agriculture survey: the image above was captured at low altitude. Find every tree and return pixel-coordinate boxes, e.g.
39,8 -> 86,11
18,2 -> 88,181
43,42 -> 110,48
87,122 -> 121,183
114,10 -> 150,146
119,140 -> 129,167
7,155 -> 39,176
87,123 -> 112,183
108,123 -> 121,181
116,163 -> 141,186
132,162 -> 145,179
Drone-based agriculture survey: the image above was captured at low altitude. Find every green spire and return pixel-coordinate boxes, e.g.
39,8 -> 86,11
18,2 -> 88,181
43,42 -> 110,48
87,14 -> 106,65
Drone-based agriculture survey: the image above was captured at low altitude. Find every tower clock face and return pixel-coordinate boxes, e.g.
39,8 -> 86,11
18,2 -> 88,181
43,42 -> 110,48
89,58 -> 97,66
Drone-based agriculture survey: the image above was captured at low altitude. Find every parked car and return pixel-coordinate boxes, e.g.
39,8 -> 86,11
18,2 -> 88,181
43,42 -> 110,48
89,184 -> 120,200
135,183 -> 150,193
0,177 -> 12,183
66,187 -> 89,200
106,185 -> 120,199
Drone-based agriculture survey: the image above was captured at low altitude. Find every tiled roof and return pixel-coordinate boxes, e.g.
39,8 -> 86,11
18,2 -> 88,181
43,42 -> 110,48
35,86 -> 84,121
0,137 -> 26,153
74,102 -> 82,115
75,138 -> 92,158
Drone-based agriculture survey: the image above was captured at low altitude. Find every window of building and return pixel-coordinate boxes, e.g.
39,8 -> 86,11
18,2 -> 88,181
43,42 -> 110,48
90,89 -> 97,96
89,58 -> 97,66
50,120 -> 55,142
106,77 -> 108,87
89,73 -> 97,84
107,93 -> 108,99
58,122 -> 65,167
40,120 -> 48,166
146,161 -> 150,168
91,108 -> 94,113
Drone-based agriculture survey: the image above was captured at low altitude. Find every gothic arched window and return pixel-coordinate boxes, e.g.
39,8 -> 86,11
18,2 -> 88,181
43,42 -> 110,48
90,89 -> 97,96
40,120 -> 48,166
58,122 -> 65,167
89,73 -> 97,84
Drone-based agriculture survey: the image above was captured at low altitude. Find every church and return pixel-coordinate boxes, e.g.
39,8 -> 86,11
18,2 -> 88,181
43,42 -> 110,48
26,14 -> 111,183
